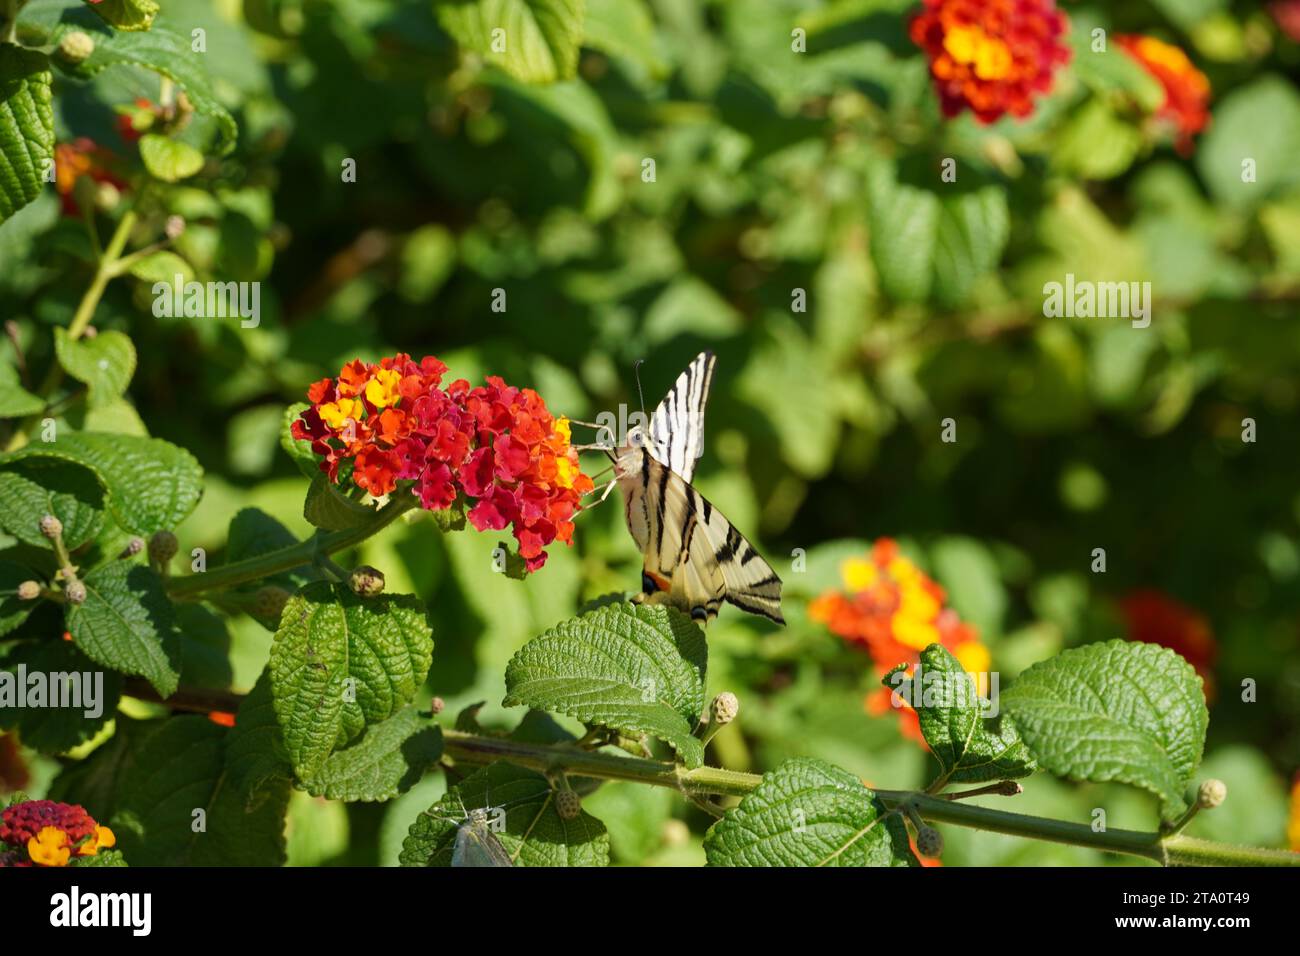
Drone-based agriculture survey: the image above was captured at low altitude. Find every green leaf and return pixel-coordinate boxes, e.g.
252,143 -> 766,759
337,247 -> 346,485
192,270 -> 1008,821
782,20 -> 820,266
66,562 -> 181,697
0,456 -> 105,550
400,762 -> 609,866
301,707 -> 443,802
303,473 -> 376,531
269,582 -> 433,778
0,361 -> 43,418
127,249 -> 194,286
279,402 -> 318,478
86,0 -> 159,31
1197,75 -> 1300,209
174,603 -> 233,690
226,507 -> 298,562
885,644 -> 1034,786
703,758 -> 918,867
0,559 -> 38,636
17,0 -> 237,153
0,45 -> 53,224
503,602 -> 708,768
110,715 -> 289,865
47,714 -> 160,818
71,848 -> 128,866
225,671 -> 292,811
138,133 -> 205,182
0,640 -> 122,753
4,432 -> 203,535
1052,98 -> 1143,182
54,328 -> 137,408
436,0 -> 586,84
1002,640 -> 1209,822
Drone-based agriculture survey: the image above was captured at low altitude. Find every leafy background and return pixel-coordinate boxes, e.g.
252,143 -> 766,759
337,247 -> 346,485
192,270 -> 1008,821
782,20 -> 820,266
2,0 -> 1299,865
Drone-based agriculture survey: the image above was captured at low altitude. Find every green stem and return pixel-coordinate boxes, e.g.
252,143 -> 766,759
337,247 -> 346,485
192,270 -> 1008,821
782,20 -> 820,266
4,210 -> 139,451
438,730 -> 1300,867
166,492 -> 418,598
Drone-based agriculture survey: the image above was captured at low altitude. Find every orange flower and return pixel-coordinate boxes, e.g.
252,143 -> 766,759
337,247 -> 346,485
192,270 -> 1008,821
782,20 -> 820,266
28,827 -> 71,867
1118,590 -> 1217,697
910,0 -> 1071,124
811,539 -> 991,744
1117,35 -> 1210,154
1,800 -> 114,866
53,139 -> 127,217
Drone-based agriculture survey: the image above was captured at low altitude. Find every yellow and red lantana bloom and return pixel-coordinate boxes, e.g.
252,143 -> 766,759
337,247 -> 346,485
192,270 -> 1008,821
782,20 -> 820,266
0,799 -> 116,867
809,538 -> 991,743
910,0 -> 1071,124
1117,35 -> 1210,154
292,354 -> 594,572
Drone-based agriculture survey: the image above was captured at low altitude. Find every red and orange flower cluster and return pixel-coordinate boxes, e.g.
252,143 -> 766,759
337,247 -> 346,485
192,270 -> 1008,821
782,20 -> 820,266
1117,35 -> 1211,154
810,538 -> 991,743
0,799 -> 116,867
54,139 -> 127,218
910,0 -> 1071,124
292,354 -> 593,571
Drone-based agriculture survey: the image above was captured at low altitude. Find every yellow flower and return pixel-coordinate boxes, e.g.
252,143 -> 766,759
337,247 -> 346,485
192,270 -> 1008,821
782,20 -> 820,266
942,24 -> 1013,81
841,557 -> 878,592
77,824 -> 116,856
555,416 -> 571,445
318,398 -> 364,429
953,641 -> 991,677
556,454 -> 576,490
364,367 -> 402,409
893,613 -> 940,651
28,826 -> 71,867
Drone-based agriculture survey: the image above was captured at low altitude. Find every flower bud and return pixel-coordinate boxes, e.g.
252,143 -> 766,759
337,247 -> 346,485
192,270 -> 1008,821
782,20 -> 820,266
148,530 -> 178,565
39,515 -> 63,539
16,581 -> 41,601
1197,779 -> 1227,809
710,692 -> 739,726
429,696 -> 445,716
349,565 -> 385,598
57,30 -> 95,65
915,825 -> 944,858
64,580 -> 87,605
164,215 -> 186,240
253,585 -> 291,620
94,181 -> 121,213
119,536 -> 145,559
554,789 -> 581,821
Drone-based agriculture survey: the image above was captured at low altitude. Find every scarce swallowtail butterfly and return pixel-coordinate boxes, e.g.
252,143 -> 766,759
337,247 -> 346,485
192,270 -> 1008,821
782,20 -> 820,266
605,351 -> 784,625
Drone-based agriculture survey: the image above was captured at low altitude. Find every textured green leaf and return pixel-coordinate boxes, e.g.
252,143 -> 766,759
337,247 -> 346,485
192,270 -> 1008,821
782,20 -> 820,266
70,848 -> 128,866
110,715 -> 289,865
17,0 -> 237,153
66,562 -> 181,697
0,361 -> 43,418
47,715 -> 160,818
0,559 -> 38,636
269,582 -> 433,778
4,431 -> 203,534
225,671 -> 292,811
226,507 -> 298,562
0,456 -> 105,550
703,758 -> 918,867
1002,640 -> 1208,821
0,639 -> 122,753
138,133 -> 204,182
304,473 -> 375,530
400,762 -> 608,866
0,44 -> 53,224
86,0 -> 159,31
437,0 -> 586,84
174,603 -> 233,690
301,707 -> 443,802
503,602 -> 708,768
54,328 -> 137,408
885,644 -> 1035,786
279,402 -> 318,478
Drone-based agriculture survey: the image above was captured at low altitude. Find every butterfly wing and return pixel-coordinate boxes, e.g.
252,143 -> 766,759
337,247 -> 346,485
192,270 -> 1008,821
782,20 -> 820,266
627,456 -> 784,624
451,822 -> 514,867
633,350 -> 716,484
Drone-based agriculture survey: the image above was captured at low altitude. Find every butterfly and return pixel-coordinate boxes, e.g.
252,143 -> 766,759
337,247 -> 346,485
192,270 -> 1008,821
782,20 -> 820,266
602,351 -> 784,625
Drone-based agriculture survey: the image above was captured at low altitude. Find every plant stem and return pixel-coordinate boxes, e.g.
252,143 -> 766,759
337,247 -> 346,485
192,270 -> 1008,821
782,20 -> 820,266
4,210 -> 139,451
166,492 -> 419,598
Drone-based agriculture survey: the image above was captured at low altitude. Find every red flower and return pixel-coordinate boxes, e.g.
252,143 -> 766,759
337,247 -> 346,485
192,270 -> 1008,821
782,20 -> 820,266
293,353 -> 593,573
53,139 -> 128,217
0,799 -> 115,866
910,0 -> 1071,123
1274,2 -> 1300,43
810,539 -> 992,744
1116,35 -> 1210,155
1118,590 -> 1217,695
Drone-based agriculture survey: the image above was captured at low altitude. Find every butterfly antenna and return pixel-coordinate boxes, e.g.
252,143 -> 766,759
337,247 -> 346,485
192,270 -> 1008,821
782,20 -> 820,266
632,358 -> 648,422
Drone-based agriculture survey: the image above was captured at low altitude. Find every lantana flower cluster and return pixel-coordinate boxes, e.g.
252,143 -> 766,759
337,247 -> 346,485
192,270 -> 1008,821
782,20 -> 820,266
1116,35 -> 1211,154
910,0 -> 1071,124
292,354 -> 593,571
809,538 -> 991,743
0,799 -> 116,867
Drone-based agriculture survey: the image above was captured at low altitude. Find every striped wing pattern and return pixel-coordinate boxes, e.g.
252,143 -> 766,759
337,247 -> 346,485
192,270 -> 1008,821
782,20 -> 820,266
622,453 -> 784,625
637,350 -> 716,484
